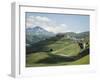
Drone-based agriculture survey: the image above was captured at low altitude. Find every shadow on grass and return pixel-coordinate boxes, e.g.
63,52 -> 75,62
26,34 -> 69,54
35,48 -> 89,64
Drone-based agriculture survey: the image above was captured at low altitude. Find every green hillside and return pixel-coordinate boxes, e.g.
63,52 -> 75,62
26,34 -> 89,67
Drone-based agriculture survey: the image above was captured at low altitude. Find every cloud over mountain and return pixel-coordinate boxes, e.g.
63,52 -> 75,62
26,16 -> 70,33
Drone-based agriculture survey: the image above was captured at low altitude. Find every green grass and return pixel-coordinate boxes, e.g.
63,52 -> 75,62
26,53 -> 89,67
26,52 -> 48,64
26,37 -> 89,67
51,43 -> 80,56
69,55 -> 89,65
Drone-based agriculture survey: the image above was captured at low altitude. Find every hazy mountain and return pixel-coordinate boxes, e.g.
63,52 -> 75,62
57,31 -> 89,40
26,26 -> 55,45
26,26 -> 55,36
77,31 -> 89,38
26,26 -> 89,47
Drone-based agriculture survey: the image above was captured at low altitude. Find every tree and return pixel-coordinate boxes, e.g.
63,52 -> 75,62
49,49 -> 53,52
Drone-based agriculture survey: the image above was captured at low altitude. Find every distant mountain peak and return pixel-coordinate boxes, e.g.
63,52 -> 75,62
26,26 -> 55,44
26,26 -> 47,32
34,26 -> 43,29
33,26 -> 47,32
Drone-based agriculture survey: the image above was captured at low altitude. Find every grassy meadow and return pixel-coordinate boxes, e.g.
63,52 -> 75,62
26,36 -> 90,67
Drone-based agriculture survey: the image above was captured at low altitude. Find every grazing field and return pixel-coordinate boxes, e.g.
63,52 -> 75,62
70,55 -> 89,65
26,37 -> 89,67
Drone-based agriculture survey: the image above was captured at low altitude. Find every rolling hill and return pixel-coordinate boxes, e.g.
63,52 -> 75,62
26,26 -> 90,67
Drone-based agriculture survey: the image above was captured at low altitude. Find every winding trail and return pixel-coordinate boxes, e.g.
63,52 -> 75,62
51,43 -> 79,57
51,46 -> 68,54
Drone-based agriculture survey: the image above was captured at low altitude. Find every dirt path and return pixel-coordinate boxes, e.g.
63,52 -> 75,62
51,43 -> 79,57
51,46 -> 68,54
51,46 -> 73,57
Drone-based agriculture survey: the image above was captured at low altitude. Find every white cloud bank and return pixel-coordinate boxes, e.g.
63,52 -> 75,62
26,16 -> 71,33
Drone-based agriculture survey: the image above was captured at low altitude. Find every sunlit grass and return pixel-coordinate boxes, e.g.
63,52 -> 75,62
26,37 -> 89,67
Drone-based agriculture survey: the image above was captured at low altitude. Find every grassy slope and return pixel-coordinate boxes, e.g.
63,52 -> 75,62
26,37 -> 89,67
69,55 -> 89,65
26,53 -> 89,67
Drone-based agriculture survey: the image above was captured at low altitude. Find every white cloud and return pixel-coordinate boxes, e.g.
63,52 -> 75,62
26,15 -> 70,33
36,16 -> 50,22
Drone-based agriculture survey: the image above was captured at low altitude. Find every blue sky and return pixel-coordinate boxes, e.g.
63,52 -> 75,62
26,12 -> 89,33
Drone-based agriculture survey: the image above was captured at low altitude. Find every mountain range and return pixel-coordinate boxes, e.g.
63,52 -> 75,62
26,26 -> 89,46
64,31 -> 89,40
